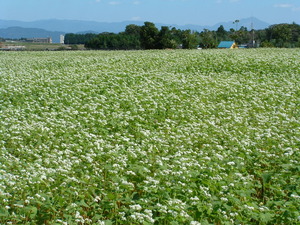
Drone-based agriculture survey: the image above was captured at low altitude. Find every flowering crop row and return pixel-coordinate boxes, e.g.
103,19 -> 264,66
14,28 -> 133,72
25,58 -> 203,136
0,49 -> 299,224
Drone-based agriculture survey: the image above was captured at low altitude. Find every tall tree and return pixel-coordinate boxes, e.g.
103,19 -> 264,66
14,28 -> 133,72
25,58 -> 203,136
157,26 -> 177,49
140,22 -> 159,49
216,25 -> 227,41
181,30 -> 199,49
267,24 -> 292,47
124,24 -> 141,36
200,29 -> 217,48
65,33 -> 97,44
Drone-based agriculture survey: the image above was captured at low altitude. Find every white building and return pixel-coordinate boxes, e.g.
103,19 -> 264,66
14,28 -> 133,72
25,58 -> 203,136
60,35 -> 65,44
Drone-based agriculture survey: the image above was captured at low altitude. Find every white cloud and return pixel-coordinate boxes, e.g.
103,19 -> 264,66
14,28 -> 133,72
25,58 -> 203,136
216,0 -> 239,3
109,1 -> 121,5
274,4 -> 293,8
292,7 -> 300,11
274,3 -> 300,11
130,16 -> 142,21
132,1 -> 141,5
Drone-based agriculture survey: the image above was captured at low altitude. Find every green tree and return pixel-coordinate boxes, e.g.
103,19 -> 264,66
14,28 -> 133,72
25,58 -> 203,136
234,26 -> 250,44
124,24 -> 141,36
140,22 -> 159,49
85,32 -> 141,50
260,41 -> 275,48
65,33 -> 97,44
255,29 -> 267,47
181,30 -> 199,49
291,22 -> 300,46
157,26 -> 177,49
200,29 -> 217,48
216,25 -> 228,41
65,21 -> 300,49
228,28 -> 239,42
118,33 -> 141,49
267,24 -> 291,47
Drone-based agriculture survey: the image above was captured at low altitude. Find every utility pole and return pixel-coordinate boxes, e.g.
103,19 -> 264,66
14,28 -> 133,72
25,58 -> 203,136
251,21 -> 255,48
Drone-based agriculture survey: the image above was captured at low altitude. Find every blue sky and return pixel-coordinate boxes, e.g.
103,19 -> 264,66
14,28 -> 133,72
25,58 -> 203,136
1,0 -> 299,25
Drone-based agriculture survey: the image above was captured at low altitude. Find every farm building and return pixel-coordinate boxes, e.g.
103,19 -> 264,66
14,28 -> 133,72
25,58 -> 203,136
218,41 -> 238,49
26,37 -> 52,44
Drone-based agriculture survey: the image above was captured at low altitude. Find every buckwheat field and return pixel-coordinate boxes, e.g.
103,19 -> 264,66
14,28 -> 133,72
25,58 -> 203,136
0,49 -> 299,224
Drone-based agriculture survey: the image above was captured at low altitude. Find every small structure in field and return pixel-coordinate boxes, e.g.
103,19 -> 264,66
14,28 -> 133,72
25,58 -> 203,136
218,41 -> 238,49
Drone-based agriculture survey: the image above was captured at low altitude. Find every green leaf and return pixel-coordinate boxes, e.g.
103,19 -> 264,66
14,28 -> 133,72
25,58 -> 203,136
262,173 -> 272,184
170,221 -> 179,225
0,208 -> 9,217
260,212 -> 274,223
79,199 -> 89,207
107,193 -> 116,200
105,220 -> 113,225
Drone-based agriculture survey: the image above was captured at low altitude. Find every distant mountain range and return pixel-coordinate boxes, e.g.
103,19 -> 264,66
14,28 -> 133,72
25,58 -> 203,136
0,27 -> 64,43
0,18 -> 270,43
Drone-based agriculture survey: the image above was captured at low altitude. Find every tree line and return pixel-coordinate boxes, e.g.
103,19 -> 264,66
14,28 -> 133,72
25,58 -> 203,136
64,22 -> 300,50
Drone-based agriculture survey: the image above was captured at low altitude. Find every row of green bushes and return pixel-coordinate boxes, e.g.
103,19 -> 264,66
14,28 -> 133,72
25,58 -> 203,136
64,22 -> 300,49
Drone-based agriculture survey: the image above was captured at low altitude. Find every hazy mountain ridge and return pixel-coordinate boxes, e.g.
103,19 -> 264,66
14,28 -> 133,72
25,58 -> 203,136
0,27 -> 64,43
0,18 -> 270,43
